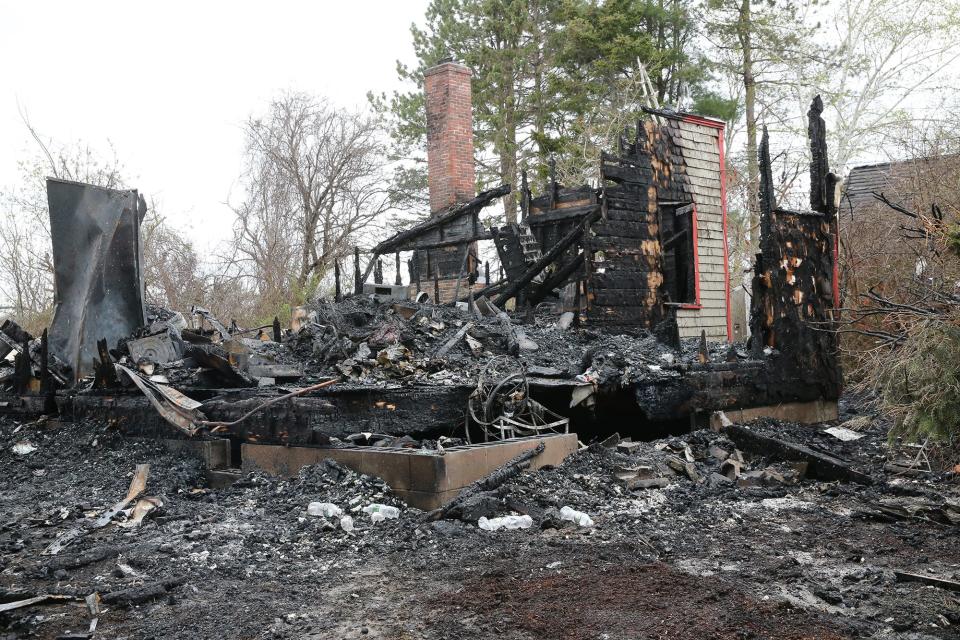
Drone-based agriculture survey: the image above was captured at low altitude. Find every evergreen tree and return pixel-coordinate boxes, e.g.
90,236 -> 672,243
372,0 -> 705,222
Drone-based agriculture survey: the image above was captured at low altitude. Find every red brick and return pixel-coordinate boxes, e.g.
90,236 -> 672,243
424,62 -> 475,214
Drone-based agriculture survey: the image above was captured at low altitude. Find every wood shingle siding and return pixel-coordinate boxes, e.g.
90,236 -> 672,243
667,118 -> 729,340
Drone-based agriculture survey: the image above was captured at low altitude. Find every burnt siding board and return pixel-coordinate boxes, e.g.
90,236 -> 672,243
65,386 -> 474,443
415,244 -> 471,282
749,120 -> 841,401
529,186 -> 596,211
585,121 -> 670,328
531,215 -> 581,266
521,117 -> 727,334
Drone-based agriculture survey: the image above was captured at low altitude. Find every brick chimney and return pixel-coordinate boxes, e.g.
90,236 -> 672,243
424,61 -> 475,213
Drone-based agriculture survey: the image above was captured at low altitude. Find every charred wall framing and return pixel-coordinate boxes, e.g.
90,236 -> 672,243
366,185 -> 510,290
749,98 -> 841,399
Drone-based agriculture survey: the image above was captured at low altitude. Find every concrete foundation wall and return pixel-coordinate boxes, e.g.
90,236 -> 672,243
241,433 -> 579,510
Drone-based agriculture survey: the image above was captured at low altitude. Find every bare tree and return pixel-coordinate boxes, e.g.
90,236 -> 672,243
226,158 -> 301,315
820,0 -> 960,171
232,93 -> 393,305
0,116 -> 222,331
141,202 -> 211,313
0,117 -> 128,332
0,208 -> 53,331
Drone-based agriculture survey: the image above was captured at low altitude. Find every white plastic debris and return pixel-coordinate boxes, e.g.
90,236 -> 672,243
362,504 -> 399,520
660,353 -> 675,364
559,506 -> 595,527
12,441 -> 36,455
477,515 -> 533,531
824,426 -> 864,442
371,512 -> 385,523
307,502 -> 343,518
339,515 -> 354,532
713,411 -> 734,428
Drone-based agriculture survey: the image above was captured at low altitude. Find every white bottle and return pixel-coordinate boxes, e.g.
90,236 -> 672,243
362,504 -> 399,519
307,502 -> 343,518
478,515 -> 533,531
559,506 -> 595,527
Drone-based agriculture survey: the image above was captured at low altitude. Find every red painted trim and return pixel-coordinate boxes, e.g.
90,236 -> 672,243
679,113 -> 726,130
700,117 -> 734,343
832,214 -> 841,313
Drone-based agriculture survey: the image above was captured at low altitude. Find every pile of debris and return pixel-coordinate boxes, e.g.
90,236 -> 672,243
3,398 -> 959,638
288,296 -> 725,387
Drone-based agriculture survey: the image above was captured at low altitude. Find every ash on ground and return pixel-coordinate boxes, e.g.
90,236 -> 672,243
2,394 -> 959,640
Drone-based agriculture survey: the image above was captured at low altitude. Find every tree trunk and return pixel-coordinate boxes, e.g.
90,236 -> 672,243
740,0 -> 760,254
501,53 -> 519,224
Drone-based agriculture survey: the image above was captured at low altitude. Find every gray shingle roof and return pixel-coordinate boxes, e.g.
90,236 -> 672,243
843,155 -> 960,213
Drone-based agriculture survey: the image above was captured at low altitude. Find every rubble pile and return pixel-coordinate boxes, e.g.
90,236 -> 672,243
2,397 -> 960,638
1,296 -> 736,402
286,296 -> 726,388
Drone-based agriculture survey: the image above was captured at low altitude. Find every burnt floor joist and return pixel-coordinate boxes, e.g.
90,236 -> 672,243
1,343 -> 839,448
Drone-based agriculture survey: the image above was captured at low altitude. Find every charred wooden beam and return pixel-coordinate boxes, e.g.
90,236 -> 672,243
354,247 -> 362,295
14,337 -> 31,395
372,184 -> 510,255
748,110 -> 841,401
491,224 -> 530,284
458,279 -> 505,303
0,320 -> 32,361
93,339 -> 119,389
39,329 -> 51,396
273,317 -> 282,343
527,253 -> 585,305
334,260 -> 342,302
527,204 -> 600,226
758,127 -> 776,244
725,425 -> 871,484
808,95 -> 835,216
395,232 -> 495,253
493,208 -> 600,307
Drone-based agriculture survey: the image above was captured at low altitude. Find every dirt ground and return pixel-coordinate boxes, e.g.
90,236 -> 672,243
2,395 -> 959,640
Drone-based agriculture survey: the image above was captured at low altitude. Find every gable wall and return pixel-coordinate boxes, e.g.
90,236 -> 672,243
668,119 -> 730,341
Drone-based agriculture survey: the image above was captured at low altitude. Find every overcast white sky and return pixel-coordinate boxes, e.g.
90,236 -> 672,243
0,0 -> 429,250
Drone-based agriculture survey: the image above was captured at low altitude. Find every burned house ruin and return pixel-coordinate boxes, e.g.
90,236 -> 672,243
0,60 -> 842,510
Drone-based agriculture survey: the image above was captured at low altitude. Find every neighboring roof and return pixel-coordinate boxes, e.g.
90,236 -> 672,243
843,155 -> 960,212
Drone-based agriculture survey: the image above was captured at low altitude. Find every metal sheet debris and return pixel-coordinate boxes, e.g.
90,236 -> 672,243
47,179 -> 147,381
